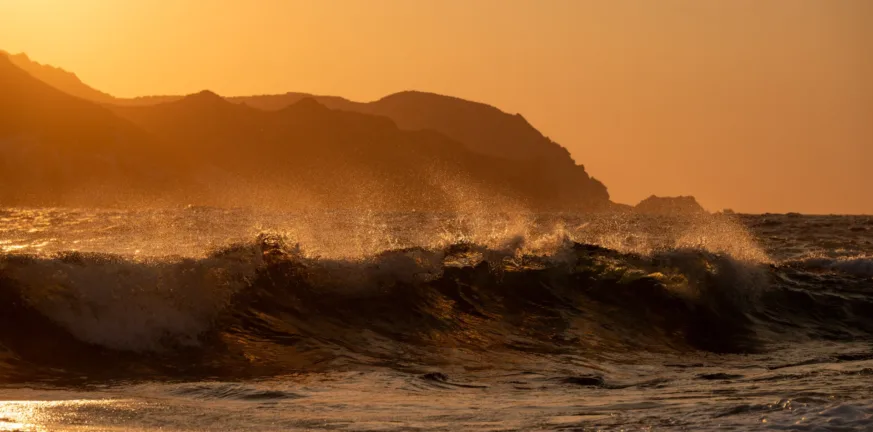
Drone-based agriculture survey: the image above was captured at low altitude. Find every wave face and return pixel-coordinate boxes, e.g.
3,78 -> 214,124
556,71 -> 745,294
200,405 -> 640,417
0,210 -> 871,382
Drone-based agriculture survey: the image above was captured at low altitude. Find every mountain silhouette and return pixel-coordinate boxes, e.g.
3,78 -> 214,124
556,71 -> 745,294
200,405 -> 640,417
1,51 -> 115,104
119,92 -> 589,175
354,91 -> 576,163
1,51 -> 611,210
224,91 -> 577,164
5,50 -> 583,175
228,92 -> 610,208
111,91 -> 609,210
0,53 -> 182,206
5,53 -> 604,182
229,92 -> 354,112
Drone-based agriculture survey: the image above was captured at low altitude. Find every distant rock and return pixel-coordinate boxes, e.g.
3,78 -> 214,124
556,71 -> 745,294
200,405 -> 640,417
634,195 -> 707,215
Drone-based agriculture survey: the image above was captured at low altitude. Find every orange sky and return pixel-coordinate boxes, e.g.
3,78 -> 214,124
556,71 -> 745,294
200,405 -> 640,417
2,0 -> 871,214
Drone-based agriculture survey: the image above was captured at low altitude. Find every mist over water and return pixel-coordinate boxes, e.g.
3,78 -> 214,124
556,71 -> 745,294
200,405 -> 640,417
0,206 -> 769,259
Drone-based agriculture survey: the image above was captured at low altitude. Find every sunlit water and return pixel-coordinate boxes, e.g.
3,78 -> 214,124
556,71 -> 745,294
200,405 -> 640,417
0,208 -> 871,431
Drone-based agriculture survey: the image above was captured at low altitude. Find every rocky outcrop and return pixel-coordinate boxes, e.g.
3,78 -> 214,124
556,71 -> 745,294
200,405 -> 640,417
634,195 -> 707,215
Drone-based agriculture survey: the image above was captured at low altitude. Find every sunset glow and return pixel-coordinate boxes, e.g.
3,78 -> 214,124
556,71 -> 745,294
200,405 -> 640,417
2,0 -> 870,213
2,3 -> 873,430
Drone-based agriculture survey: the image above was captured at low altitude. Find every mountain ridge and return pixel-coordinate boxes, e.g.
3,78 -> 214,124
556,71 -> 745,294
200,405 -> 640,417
0,51 -> 116,104
0,53 -> 611,210
0,51 -> 613,210
0,53 -> 180,205
3,52 -> 585,163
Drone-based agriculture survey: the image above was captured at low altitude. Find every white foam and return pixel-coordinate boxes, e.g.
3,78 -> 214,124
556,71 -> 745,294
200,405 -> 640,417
3,245 -> 264,352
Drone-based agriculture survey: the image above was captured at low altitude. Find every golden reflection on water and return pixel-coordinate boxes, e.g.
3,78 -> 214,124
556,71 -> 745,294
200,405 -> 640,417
0,399 -> 123,432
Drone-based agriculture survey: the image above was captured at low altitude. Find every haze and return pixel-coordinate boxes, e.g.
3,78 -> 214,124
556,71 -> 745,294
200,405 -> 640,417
2,0 -> 871,214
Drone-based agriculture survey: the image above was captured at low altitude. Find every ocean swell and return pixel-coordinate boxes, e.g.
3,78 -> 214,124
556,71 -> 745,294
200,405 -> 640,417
0,234 -> 870,381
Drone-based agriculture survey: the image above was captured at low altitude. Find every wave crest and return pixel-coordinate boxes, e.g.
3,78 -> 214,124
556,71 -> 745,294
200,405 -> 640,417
0,233 -> 869,381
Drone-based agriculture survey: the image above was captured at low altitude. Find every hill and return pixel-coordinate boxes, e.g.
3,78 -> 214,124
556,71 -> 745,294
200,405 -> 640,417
110,91 -> 609,210
1,51 -> 115,104
0,53 -> 180,206
0,53 -> 610,210
0,51 -> 610,210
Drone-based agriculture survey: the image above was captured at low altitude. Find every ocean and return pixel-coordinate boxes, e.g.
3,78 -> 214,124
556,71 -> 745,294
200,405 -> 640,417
0,208 -> 871,431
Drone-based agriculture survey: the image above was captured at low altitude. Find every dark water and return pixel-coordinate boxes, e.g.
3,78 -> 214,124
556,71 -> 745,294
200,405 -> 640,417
0,209 -> 871,431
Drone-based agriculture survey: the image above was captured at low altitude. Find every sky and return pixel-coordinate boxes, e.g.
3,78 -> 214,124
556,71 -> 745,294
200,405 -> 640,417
1,0 -> 871,214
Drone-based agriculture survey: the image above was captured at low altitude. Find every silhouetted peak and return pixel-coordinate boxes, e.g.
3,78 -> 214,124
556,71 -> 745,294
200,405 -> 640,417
377,90 -> 502,113
367,89 -> 580,165
294,97 -> 327,109
283,91 -> 316,99
1,51 -> 116,103
375,91 -> 542,135
170,90 -> 236,110
186,90 -> 225,102
5,52 -> 80,79
279,96 -> 330,115
378,91 -> 456,106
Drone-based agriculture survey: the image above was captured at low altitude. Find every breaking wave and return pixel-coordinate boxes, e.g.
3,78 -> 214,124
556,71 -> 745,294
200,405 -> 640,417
1,232 -> 871,382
